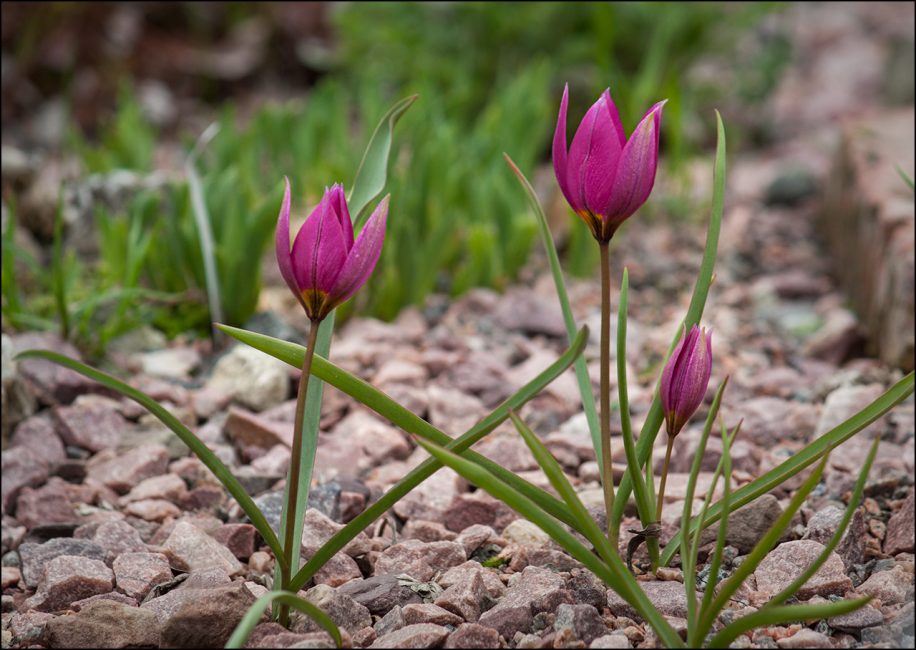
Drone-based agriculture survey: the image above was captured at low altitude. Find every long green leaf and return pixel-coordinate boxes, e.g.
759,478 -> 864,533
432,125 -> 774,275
764,435 -> 880,610
12,349 -> 288,572
348,94 -> 418,226
694,454 -> 830,643
415,436 -> 684,649
612,111 -> 727,530
218,323 -> 582,530
225,590 -> 342,649
616,268 -> 655,560
708,597 -> 872,649
680,379 -> 728,641
661,371 -> 914,565
227,326 -> 592,592
503,153 -> 601,461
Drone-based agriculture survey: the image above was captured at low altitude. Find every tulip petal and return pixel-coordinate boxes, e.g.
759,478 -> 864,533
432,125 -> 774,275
327,184 -> 354,251
291,190 -> 348,298
552,84 -> 575,208
602,100 -> 666,224
275,178 -> 307,307
568,90 -> 625,213
326,195 -> 388,309
582,89 -> 628,218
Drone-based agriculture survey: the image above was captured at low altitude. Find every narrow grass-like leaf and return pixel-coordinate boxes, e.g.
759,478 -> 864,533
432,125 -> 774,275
694,417 -> 739,645
251,327 -> 592,592
185,123 -> 224,339
218,323 -> 581,531
896,164 -> 915,192
508,411 -> 617,567
12,349 -> 288,572
616,268 -> 655,562
765,434 -> 880,610
51,197 -> 70,340
225,590 -> 342,649
661,371 -> 914,566
694,454 -> 830,643
348,94 -> 418,226
708,597 -> 872,649
613,111 -> 727,531
503,153 -> 601,461
415,436 -> 684,649
679,379 -> 728,639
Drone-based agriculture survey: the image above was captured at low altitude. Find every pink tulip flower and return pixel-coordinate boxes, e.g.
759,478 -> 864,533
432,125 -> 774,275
660,325 -> 713,437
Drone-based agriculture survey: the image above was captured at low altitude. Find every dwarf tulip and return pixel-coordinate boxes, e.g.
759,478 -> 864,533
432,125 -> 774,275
660,325 -> 713,437
553,84 -> 666,242
276,179 -> 388,322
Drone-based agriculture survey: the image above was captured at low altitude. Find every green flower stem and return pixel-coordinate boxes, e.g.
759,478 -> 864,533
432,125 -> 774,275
599,241 -> 616,543
279,321 -> 320,627
655,435 -> 675,522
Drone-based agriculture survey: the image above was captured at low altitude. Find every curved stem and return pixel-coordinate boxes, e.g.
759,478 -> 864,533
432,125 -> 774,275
599,241 -> 616,542
279,320 -> 320,627
656,435 -> 675,522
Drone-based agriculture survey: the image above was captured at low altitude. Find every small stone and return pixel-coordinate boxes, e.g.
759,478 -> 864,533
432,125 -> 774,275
402,603 -> 464,627
13,479 -> 77,529
301,508 -> 371,558
827,604 -> 884,632
775,628 -> 833,648
606,581 -> 688,620
2,566 -> 21,589
856,564 -> 913,605
12,332 -> 97,404
207,345 -> 290,412
439,561 -> 506,600
402,519 -> 458,543
566,569 -> 607,610
27,555 -> 114,612
179,567 -> 231,589
43,599 -> 160,649
391,468 -> 461,523
589,633 -> 632,648
53,399 -> 129,452
92,520 -> 147,564
211,523 -> 257,561
352,627 -> 377,647
249,551 -> 273,574
885,489 -> 915,555
444,623 -> 501,649
454,525 -> 496,556
124,498 -> 182,521
313,551 -> 362,587
112,552 -> 171,600
338,575 -> 422,615
224,406 -> 292,449
435,570 -> 489,622
554,603 -> 609,644
754,540 -> 852,599
160,521 -> 244,576
502,519 -> 551,548
158,582 -> 256,648
369,623 -> 450,649
86,444 -> 170,494
139,347 -> 200,379
478,565 -> 567,638
295,584 -> 372,634
2,437 -> 52,512
250,444 -> 291,476
700,494 -> 782,554
375,605 -> 406,637
374,539 -> 466,582
19,538 -> 106,588
119,473 -> 188,504
69,591 -> 138,610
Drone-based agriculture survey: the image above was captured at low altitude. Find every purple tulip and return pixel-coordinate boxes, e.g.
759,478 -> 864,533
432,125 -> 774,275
660,325 -> 713,437
276,178 -> 388,322
553,84 -> 666,242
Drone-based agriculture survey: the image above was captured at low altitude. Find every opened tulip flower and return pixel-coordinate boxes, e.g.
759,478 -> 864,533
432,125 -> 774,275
553,84 -> 665,242
656,324 -> 713,521
276,178 -> 388,323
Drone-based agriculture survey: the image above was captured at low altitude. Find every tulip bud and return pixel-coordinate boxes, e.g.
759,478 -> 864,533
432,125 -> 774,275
660,325 -> 713,437
553,84 -> 665,242
276,178 -> 387,321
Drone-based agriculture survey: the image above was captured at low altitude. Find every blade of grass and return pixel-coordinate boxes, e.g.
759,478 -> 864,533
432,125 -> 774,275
415,435 -> 684,649
51,196 -> 70,340
503,153 -> 601,462
348,94 -> 418,226
12,349 -> 288,573
272,326 -> 591,592
660,371 -> 914,566
612,111 -> 727,531
690,416 -> 735,646
218,323 -> 582,530
693,453 -> 831,643
185,122 -> 223,340
693,417 -> 740,645
679,378 -> 728,640
708,597 -> 872,649
225,590 -> 342,649
616,268 -> 656,564
765,434 -> 880,610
